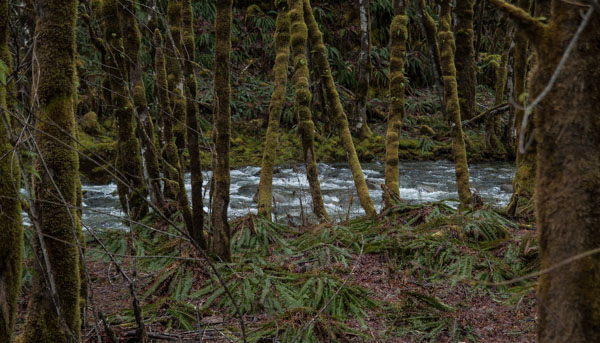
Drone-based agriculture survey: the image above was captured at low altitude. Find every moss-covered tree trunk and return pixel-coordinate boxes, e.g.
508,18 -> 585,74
102,0 -> 148,220
211,0 -> 233,262
20,0 -> 81,341
355,0 -> 372,140
154,29 -> 195,243
257,2 -> 291,220
485,26 -> 511,154
506,0 -> 534,216
290,0 -> 329,223
118,0 -> 165,212
454,0 -> 477,120
0,0 -> 23,339
181,0 -> 206,248
383,0 -> 407,208
491,1 -> 600,341
303,0 -> 376,217
166,0 -> 187,156
439,0 -> 472,209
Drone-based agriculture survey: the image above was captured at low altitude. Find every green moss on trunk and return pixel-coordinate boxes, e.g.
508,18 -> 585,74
257,2 -> 291,220
166,0 -> 187,154
439,0 -> 472,209
303,0 -> 376,217
384,4 -> 407,208
454,0 -> 477,120
0,0 -> 23,339
20,1 -> 81,340
181,0 -> 206,248
211,0 -> 234,262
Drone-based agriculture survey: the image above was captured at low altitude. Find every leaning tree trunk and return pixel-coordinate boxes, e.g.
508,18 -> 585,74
118,0 -> 165,212
454,0 -> 477,120
383,0 -> 407,208
20,0 -> 81,341
490,1 -> 600,342
355,0 -> 373,140
290,0 -> 329,223
257,2 -> 291,220
506,0 -> 534,216
439,0 -> 472,209
211,0 -> 233,262
303,0 -> 376,217
181,0 -> 206,249
0,0 -> 23,339
102,0 -> 148,220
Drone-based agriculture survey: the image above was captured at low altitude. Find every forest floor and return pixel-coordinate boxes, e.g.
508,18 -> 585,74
16,201 -> 538,342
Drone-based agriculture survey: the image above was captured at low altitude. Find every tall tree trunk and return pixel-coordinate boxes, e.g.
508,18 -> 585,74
166,0 -> 187,156
0,0 -> 23,339
101,0 -> 148,220
383,0 -> 407,208
154,29 -> 195,245
118,0 -> 165,212
439,0 -> 473,209
506,0 -> 534,216
491,1 -> 600,341
454,0 -> 477,120
211,0 -> 233,262
303,0 -> 376,217
485,25 -> 512,154
20,0 -> 81,341
257,2 -> 291,220
355,0 -> 372,140
181,0 -> 206,248
290,0 -> 329,223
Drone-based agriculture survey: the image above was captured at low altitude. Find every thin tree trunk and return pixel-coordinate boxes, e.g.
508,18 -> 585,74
181,0 -> 206,249
0,0 -> 23,339
506,0 -> 534,216
290,0 -> 329,223
454,0 -> 477,120
118,0 -> 165,212
439,0 -> 472,209
166,0 -> 187,156
383,0 -> 407,208
355,0 -> 372,140
20,0 -> 81,340
257,3 -> 291,220
211,0 -> 233,262
101,0 -> 148,220
303,0 -> 376,217
490,1 -> 600,341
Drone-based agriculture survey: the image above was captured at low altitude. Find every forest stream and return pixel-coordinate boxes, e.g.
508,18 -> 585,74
71,161 -> 515,230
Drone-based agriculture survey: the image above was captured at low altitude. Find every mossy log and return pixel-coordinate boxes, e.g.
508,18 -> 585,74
20,0 -> 81,341
257,2 -> 291,220
0,0 -> 23,340
491,1 -> 600,341
438,0 -> 472,209
303,0 -> 376,217
383,2 -> 407,208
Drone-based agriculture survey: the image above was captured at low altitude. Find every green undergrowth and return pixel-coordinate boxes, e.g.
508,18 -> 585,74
85,201 -> 538,341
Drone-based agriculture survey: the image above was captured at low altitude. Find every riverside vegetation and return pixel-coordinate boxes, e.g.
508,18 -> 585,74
1,0 -> 598,342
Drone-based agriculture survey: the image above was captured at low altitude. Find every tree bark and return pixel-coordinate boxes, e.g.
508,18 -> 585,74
0,0 -> 23,339
211,0 -> 233,262
491,1 -> 600,341
454,0 -> 477,120
439,0 -> 473,209
20,0 -> 81,340
383,0 -> 407,208
257,2 -> 291,220
303,0 -> 376,217
355,0 -> 373,140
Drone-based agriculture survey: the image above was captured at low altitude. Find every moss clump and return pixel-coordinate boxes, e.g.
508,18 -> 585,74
80,111 -> 102,135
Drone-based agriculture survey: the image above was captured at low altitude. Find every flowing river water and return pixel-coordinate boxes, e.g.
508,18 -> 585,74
70,161 -> 515,230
